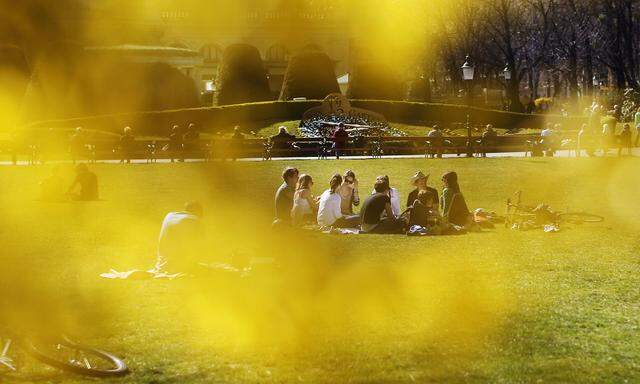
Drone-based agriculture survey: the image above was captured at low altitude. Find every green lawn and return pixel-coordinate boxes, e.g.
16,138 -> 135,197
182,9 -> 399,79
1,157 -> 639,383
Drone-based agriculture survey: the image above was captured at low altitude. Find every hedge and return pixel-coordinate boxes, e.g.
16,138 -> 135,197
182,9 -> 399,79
279,51 -> 340,100
23,100 -> 588,136
347,62 -> 404,100
215,44 -> 271,106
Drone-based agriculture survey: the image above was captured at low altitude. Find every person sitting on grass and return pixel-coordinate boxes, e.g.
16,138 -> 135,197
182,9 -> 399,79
273,166 -> 299,226
406,171 -> 438,212
156,201 -> 205,272
440,171 -> 473,228
371,175 -> 401,218
336,170 -> 360,215
291,174 -> 318,226
407,190 -> 443,233
40,165 -> 65,201
360,178 -> 406,234
67,163 -> 98,201
317,174 -> 361,229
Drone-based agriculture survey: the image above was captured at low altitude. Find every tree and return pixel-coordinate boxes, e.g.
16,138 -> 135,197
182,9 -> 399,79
279,50 -> 340,100
215,44 -> 271,106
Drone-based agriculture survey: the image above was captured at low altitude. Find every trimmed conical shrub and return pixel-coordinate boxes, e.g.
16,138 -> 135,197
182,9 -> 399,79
215,44 -> 271,106
347,62 -> 404,101
279,51 -> 339,100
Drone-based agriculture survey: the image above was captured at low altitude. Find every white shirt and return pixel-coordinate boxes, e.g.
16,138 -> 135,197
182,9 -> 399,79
317,190 -> 343,227
157,211 -> 202,268
371,187 -> 401,218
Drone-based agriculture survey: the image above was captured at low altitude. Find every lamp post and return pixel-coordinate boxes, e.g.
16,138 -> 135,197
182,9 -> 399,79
461,55 -> 475,157
503,63 -> 512,111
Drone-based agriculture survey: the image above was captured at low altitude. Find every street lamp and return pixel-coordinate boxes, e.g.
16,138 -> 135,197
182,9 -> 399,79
503,64 -> 512,81
461,55 -> 475,157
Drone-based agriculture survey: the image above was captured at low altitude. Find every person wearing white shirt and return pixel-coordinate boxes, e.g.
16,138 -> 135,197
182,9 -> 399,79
156,202 -> 205,272
317,174 -> 361,228
371,175 -> 401,218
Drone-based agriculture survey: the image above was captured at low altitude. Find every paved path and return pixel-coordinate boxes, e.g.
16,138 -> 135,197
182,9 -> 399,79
1,149 -> 638,166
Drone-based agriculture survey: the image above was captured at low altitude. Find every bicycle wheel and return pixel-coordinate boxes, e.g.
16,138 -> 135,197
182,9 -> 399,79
24,336 -> 128,377
558,212 -> 604,224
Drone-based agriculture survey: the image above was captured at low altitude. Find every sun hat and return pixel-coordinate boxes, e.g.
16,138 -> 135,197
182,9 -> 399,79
410,171 -> 429,185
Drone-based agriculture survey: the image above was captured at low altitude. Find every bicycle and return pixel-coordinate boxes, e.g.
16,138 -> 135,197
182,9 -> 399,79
0,331 -> 128,378
505,191 -> 604,229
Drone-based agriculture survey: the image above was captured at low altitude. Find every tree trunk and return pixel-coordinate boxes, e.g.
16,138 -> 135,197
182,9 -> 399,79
583,36 -> 594,96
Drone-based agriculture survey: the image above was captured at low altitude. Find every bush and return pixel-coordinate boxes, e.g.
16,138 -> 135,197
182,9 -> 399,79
347,62 -> 404,101
407,77 -> 431,102
215,44 -> 271,106
22,46 -> 200,121
279,51 -> 340,100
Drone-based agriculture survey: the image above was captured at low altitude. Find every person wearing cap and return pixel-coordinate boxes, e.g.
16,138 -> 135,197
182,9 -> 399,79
156,202 -> 205,272
406,171 -> 439,212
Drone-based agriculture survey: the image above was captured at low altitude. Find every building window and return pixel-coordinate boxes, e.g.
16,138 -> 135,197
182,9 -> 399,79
266,44 -> 288,62
200,44 -> 223,63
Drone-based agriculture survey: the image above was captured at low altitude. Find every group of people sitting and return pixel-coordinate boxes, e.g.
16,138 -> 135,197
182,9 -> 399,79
273,167 -> 478,235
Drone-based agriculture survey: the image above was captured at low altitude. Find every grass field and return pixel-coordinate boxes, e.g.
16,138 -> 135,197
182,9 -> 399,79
1,157 -> 639,383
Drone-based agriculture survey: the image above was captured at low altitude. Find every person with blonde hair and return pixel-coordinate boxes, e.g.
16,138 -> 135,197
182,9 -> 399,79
291,174 -> 318,225
336,170 -> 360,215
317,174 -> 361,228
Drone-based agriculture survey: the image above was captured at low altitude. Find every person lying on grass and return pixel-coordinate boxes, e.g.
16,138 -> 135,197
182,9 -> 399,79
317,174 -> 361,229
